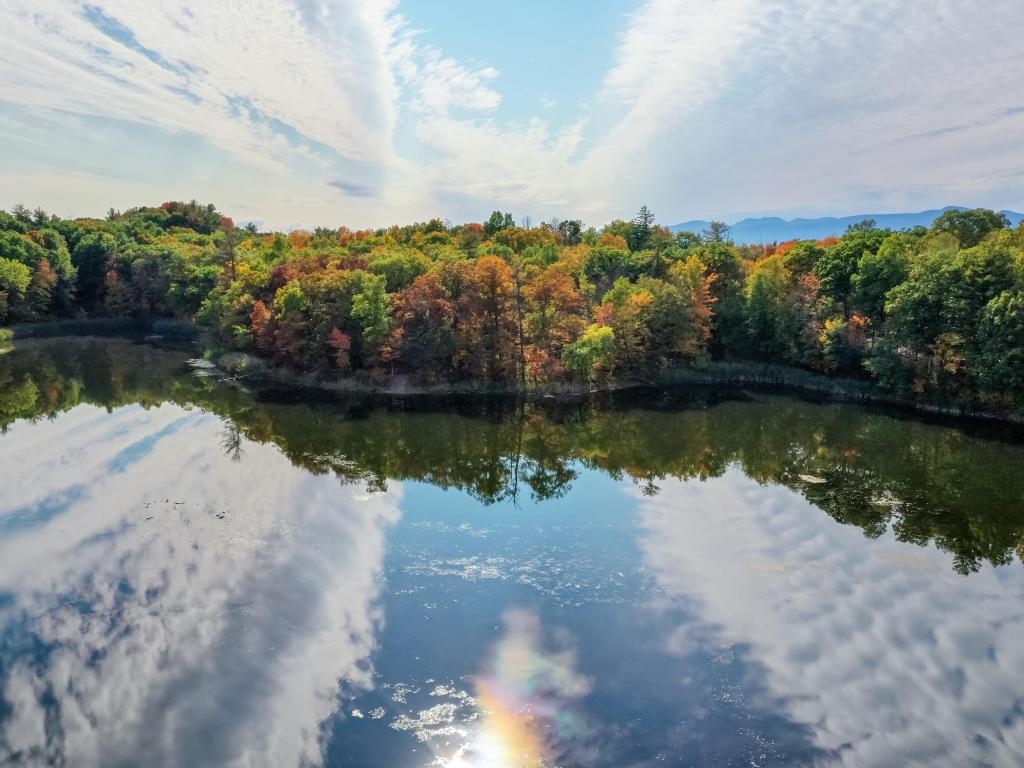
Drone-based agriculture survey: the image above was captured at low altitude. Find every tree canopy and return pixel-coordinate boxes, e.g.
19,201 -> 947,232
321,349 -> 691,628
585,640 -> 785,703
2,200 -> 1022,412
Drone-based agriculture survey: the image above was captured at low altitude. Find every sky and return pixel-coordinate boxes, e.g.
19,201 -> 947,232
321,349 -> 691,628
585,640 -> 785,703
1,0 -> 1023,230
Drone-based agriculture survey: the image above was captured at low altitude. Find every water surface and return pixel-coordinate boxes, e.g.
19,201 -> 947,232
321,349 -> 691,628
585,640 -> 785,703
1,338 -> 1023,767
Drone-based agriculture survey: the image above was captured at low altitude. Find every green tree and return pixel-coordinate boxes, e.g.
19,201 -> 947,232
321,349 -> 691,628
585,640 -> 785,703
674,230 -> 702,249
931,208 -> 1009,248
72,232 -> 119,309
630,205 -> 655,251
562,324 -> 614,381
782,241 -> 825,276
941,241 -> 1017,335
582,246 -> 642,298
851,234 -> 910,325
745,256 -> 796,361
484,211 -> 515,238
0,230 -> 48,269
557,219 -> 583,246
880,237 -> 958,353
0,257 -> 31,323
815,229 -> 887,314
845,218 -> 877,233
352,273 -> 393,353
975,290 -> 1024,406
702,221 -> 730,243
369,249 -> 432,292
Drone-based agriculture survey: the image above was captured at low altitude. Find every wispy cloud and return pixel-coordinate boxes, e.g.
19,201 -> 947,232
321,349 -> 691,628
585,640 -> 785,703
0,0 -> 1022,227
634,471 -> 1024,765
585,0 -> 1024,219
0,403 -> 402,766
328,179 -> 376,198
0,0 -> 400,170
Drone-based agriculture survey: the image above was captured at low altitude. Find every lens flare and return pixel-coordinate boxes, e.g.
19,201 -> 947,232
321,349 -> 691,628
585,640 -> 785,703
437,609 -> 590,767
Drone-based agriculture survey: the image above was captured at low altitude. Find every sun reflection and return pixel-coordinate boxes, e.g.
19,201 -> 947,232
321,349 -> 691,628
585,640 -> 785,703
435,609 -> 590,768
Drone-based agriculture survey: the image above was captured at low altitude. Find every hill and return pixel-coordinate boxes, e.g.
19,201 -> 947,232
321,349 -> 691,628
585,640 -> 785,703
669,206 -> 1024,243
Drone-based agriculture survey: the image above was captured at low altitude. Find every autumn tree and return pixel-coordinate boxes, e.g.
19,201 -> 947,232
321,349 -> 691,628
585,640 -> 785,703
270,280 -> 310,366
25,259 -> 58,319
103,269 -> 131,316
457,256 -> 518,381
327,328 -> 353,373
523,264 -> 585,380
387,272 -> 456,379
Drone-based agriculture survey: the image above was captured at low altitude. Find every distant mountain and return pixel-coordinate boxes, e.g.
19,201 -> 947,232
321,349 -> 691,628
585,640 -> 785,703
669,206 -> 1024,244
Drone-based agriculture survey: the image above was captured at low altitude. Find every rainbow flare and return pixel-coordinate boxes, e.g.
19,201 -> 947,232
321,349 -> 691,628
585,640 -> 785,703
439,609 -> 591,767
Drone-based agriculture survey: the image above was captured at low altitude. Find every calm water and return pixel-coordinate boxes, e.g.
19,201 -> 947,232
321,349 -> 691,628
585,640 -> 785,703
1,338 -> 1023,768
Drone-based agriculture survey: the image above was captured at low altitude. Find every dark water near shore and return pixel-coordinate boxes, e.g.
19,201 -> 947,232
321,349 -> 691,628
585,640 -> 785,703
1,337 -> 1023,767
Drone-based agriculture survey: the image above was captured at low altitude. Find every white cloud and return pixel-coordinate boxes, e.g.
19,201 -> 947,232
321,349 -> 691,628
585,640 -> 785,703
0,0 -> 400,169
0,403 -> 402,767
587,0 -> 1024,220
397,44 -> 502,115
635,470 -> 1024,766
0,0 -> 1022,227
387,30 -> 587,213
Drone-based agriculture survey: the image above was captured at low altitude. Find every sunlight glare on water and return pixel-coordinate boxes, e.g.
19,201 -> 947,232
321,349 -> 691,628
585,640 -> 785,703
435,608 -> 587,768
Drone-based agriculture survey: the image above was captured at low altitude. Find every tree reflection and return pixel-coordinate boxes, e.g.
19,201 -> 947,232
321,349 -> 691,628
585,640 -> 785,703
3,337 -> 1024,574
220,420 -> 245,462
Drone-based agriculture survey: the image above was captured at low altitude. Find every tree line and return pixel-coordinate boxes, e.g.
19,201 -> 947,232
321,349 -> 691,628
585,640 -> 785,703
1,200 -> 1023,411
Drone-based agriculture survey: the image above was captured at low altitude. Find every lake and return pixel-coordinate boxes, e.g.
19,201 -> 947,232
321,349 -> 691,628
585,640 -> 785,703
1,337 -> 1023,767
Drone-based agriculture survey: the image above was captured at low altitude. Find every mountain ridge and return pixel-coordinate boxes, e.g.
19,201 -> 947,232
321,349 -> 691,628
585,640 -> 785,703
668,206 -> 1024,243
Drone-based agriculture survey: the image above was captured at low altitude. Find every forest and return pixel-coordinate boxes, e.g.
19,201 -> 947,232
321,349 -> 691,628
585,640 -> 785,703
1,200 -> 1023,412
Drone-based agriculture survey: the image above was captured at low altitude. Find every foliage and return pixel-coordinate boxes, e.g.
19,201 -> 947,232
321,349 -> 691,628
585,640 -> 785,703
562,324 -> 615,380
2,202 -> 1022,412
931,208 -> 1010,248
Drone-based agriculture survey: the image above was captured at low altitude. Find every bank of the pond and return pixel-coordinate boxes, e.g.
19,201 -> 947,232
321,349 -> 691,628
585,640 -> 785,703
211,349 -> 1023,424
5,317 -> 200,341
3,324 -> 1019,424
658,362 -> 1024,424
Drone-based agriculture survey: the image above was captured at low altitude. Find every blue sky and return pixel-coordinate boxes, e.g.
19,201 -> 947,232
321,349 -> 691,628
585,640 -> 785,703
399,0 -> 634,131
1,0 -> 1023,229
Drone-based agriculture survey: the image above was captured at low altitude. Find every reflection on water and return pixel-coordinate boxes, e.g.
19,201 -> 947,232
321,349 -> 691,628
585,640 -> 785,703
0,338 -> 1022,767
636,473 -> 1024,766
0,396 -> 400,766
447,609 -> 592,768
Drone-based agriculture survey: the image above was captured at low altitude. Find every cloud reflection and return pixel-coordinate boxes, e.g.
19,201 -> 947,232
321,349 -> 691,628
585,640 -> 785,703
635,469 -> 1024,766
0,403 -> 401,767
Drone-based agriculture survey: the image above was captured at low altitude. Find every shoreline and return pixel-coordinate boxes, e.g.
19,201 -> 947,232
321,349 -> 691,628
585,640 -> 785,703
5,320 -> 1022,425
213,349 -> 1023,426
